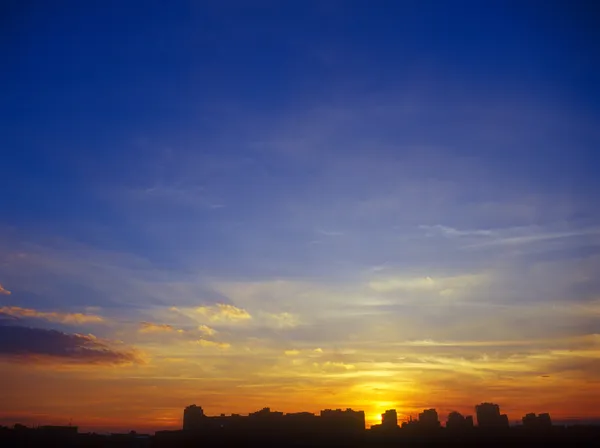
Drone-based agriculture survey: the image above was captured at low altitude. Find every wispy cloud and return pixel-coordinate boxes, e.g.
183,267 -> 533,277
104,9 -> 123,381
284,348 -> 324,357
319,361 -> 355,371
0,284 -> 11,295
0,325 -> 143,365
195,339 -> 230,349
419,224 -> 495,237
0,306 -> 104,325
420,223 -> 600,249
316,229 -> 344,237
195,303 -> 252,322
368,273 -> 487,297
139,321 -> 218,339
139,321 -> 180,333
198,324 -> 216,336
261,312 -> 300,328
466,227 -> 600,248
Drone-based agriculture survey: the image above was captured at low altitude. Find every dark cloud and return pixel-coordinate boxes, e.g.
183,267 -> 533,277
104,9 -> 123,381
0,324 -> 143,365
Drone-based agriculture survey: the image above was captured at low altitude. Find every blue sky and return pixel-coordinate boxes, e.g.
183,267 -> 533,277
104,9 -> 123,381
1,0 -> 599,430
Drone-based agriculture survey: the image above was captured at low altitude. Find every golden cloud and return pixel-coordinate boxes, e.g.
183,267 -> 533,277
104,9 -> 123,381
0,306 -> 104,324
139,322 -> 176,333
0,284 -> 11,295
195,339 -> 230,349
196,303 -> 252,322
284,348 -> 324,357
198,324 -> 216,336
318,361 -> 356,371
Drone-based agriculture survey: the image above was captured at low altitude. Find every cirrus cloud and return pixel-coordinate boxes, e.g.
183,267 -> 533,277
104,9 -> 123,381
195,303 -> 252,322
0,306 -> 104,325
139,321 -> 177,333
195,339 -> 230,349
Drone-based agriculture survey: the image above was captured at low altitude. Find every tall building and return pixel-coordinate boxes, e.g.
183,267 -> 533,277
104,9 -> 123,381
381,409 -> 398,428
418,409 -> 440,429
538,413 -> 552,427
446,411 -> 474,430
183,405 -> 206,431
522,412 -> 552,429
475,403 -> 509,429
320,408 -> 366,432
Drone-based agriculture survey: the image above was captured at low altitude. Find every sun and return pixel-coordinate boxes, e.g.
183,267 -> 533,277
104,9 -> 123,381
367,412 -> 382,427
366,401 -> 398,427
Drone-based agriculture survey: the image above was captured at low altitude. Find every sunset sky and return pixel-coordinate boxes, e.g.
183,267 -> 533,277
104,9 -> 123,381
1,0 -> 599,433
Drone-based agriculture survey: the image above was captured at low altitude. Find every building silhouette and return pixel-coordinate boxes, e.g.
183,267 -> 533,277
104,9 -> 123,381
183,404 -> 205,431
446,411 -> 474,430
319,408 -> 365,433
177,404 -> 366,444
400,415 -> 418,429
381,409 -> 398,428
522,412 -> 552,429
418,408 -> 440,429
475,403 -> 509,429
4,404 -> 600,448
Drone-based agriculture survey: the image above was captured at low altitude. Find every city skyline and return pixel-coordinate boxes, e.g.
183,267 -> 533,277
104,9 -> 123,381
3,402 -> 595,448
0,401 -> 561,432
1,0 -> 599,435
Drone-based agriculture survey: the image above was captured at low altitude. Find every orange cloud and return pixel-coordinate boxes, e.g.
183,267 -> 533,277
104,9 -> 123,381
139,322 -> 175,333
195,339 -> 231,349
196,303 -> 252,322
284,348 -> 323,356
0,284 -> 11,295
0,306 -> 104,324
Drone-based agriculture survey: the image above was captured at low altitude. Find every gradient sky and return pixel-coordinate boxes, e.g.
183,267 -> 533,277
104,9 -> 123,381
1,0 -> 600,433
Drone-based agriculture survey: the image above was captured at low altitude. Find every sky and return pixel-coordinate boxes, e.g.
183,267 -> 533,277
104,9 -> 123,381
1,0 -> 600,433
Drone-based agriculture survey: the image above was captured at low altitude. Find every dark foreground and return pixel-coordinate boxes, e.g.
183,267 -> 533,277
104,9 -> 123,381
2,425 -> 600,447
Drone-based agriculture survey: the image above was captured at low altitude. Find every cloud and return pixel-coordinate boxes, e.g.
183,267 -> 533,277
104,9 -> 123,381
0,284 -> 11,295
139,321 -> 218,336
319,361 -> 356,371
420,223 -> 600,250
419,224 -> 495,238
198,324 -> 216,336
262,312 -> 300,328
138,321 -> 176,333
195,339 -> 230,349
284,348 -> 324,357
369,276 -> 437,292
316,229 -> 344,237
0,325 -> 143,365
466,227 -> 600,248
0,306 -> 104,325
392,339 -> 543,347
195,303 -> 252,322
368,273 -> 487,297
